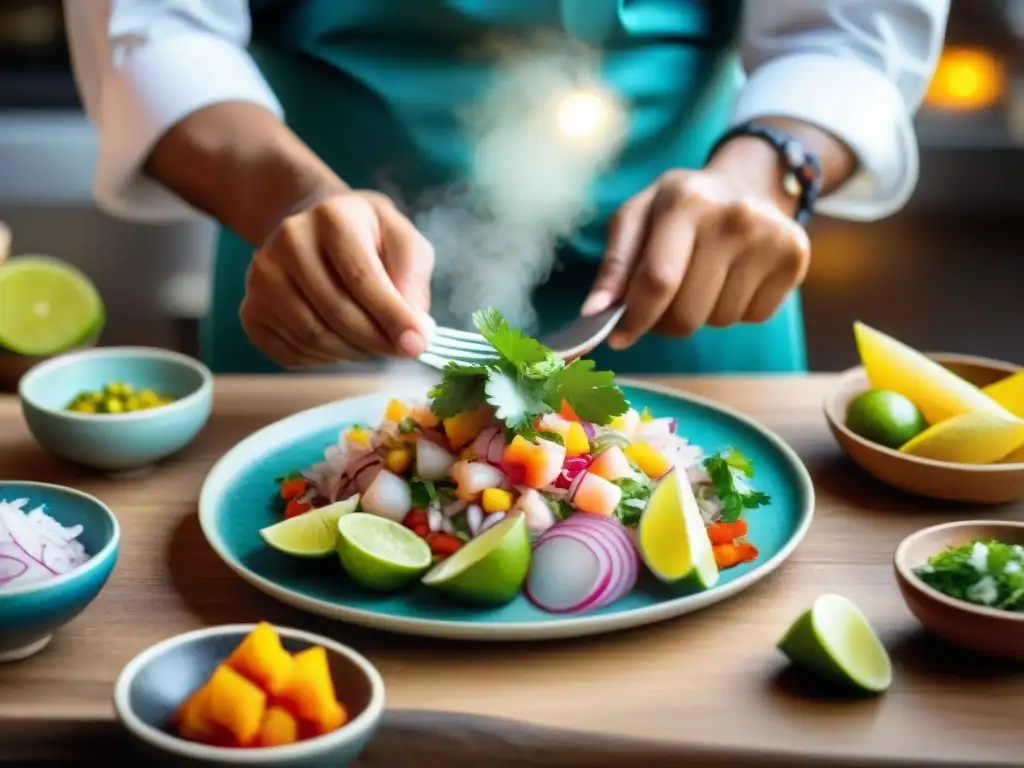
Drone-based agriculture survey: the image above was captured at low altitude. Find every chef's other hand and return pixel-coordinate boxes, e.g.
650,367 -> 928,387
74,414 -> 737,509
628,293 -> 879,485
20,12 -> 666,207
241,191 -> 434,369
582,161 -> 811,350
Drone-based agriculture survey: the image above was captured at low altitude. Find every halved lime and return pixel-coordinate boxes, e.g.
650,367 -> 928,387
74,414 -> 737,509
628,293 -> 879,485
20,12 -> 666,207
637,470 -> 718,589
336,512 -> 432,591
777,593 -> 892,694
0,256 -> 105,355
259,497 -> 359,558
845,388 -> 927,449
421,515 -> 530,605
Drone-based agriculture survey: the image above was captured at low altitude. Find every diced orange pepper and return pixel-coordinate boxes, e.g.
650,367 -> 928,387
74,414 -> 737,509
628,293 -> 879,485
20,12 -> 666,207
563,421 -> 590,457
410,405 -> 441,429
559,401 -> 580,422
384,399 -> 410,422
624,441 -> 672,479
255,706 -> 300,747
706,519 -> 748,546
276,646 -> 342,735
385,448 -> 412,474
202,664 -> 267,747
712,542 -> 759,570
443,406 -> 494,450
226,622 -> 294,697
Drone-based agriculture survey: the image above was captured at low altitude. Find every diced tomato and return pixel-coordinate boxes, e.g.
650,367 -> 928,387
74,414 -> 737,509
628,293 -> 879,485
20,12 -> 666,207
284,499 -> 312,519
279,478 -> 308,500
402,508 -> 428,530
426,532 -> 463,557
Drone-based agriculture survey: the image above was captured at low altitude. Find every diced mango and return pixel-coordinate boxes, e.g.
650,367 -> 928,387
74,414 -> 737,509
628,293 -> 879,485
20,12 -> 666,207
203,664 -> 267,747
301,700 -> 349,738
255,706 -> 300,747
384,399 -> 409,422
564,421 -> 590,457
624,441 -> 672,479
385,448 -> 412,474
226,622 -> 294,697
443,406 -> 494,450
481,488 -> 512,514
573,473 -> 622,516
502,435 -> 565,489
410,404 -> 441,428
276,646 -> 343,735
173,683 -> 224,745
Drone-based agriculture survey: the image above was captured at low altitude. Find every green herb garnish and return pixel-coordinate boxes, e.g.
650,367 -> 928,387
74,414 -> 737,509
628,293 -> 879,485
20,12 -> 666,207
703,447 -> 771,522
548,497 -> 575,521
273,470 -> 303,484
611,476 -> 651,527
409,478 -> 438,508
428,308 -> 628,436
916,540 -> 1024,612
397,416 -> 419,434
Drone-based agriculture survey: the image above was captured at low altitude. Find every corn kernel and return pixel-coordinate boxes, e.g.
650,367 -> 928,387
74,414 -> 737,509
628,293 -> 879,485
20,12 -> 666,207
385,449 -> 411,474
482,488 -> 513,514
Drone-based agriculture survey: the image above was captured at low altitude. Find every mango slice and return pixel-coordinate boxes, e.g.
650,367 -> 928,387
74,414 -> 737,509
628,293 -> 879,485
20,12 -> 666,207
226,621 -> 294,696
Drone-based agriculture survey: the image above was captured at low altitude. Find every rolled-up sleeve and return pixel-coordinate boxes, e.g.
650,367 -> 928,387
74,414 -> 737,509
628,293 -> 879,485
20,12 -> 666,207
64,0 -> 283,221
735,0 -> 950,220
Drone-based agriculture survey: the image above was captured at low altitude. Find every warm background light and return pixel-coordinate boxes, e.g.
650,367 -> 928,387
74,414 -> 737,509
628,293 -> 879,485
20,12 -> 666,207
924,47 -> 1006,111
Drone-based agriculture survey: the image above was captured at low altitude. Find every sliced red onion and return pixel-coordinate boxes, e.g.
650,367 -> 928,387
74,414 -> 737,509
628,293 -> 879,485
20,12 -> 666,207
427,506 -> 444,532
526,522 -> 624,613
415,438 -> 455,481
0,554 -> 28,583
567,469 -> 588,502
470,426 -> 500,460
552,514 -> 639,606
442,499 -> 468,518
580,421 -> 597,440
553,455 -> 592,490
440,515 -> 456,535
476,511 -> 506,535
466,504 -> 484,536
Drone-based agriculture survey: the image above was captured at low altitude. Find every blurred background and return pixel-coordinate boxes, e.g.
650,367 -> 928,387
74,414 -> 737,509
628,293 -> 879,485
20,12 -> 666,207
0,0 -> 1021,372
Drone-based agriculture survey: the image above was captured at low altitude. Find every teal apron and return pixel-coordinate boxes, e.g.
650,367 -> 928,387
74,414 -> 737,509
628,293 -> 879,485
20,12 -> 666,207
202,0 -> 807,375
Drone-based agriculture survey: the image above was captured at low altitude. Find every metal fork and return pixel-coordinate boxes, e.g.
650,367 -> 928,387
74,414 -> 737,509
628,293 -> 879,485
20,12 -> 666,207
418,303 -> 626,370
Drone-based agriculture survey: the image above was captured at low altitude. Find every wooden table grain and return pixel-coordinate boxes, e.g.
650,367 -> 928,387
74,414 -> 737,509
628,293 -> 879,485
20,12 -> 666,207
1,375 -> 1021,766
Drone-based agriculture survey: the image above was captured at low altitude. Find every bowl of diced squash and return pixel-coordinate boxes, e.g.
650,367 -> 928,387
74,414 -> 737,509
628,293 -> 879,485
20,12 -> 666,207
113,623 -> 385,766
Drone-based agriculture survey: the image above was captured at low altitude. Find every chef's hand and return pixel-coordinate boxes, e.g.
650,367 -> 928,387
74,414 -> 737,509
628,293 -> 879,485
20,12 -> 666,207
581,138 -> 813,350
240,191 -> 435,369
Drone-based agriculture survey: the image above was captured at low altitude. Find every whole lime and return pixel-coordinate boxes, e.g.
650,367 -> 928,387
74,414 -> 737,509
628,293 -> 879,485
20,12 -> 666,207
845,389 -> 928,448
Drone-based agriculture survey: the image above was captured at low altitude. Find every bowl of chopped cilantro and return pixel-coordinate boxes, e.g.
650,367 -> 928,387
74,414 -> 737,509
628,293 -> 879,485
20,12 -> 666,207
894,520 -> 1024,660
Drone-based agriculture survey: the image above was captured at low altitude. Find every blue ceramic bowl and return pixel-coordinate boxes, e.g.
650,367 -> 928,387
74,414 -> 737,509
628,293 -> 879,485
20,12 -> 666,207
19,346 -> 213,473
0,481 -> 119,662
113,624 -> 386,767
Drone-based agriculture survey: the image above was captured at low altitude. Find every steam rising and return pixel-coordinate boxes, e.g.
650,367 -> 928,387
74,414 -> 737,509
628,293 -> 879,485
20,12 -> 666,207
417,40 -> 627,332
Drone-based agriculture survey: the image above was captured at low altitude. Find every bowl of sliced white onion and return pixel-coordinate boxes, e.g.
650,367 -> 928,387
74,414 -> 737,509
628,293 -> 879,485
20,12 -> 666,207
0,480 -> 119,662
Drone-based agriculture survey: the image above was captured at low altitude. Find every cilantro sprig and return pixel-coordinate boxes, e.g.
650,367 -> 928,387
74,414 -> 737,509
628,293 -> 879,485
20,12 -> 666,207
703,447 -> 771,522
428,308 -> 628,435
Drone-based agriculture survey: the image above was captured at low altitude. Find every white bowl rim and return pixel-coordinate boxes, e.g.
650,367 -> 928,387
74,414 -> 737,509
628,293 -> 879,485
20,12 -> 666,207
18,346 -> 213,423
824,353 -> 1024,472
113,623 -> 387,762
894,518 -> 1024,623
0,480 -> 120,598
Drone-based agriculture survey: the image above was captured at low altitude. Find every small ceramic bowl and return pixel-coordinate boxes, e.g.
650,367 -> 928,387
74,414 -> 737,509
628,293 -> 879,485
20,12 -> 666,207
824,353 -> 1024,504
0,481 -> 120,662
19,346 -> 213,474
894,520 -> 1024,660
114,624 -> 386,767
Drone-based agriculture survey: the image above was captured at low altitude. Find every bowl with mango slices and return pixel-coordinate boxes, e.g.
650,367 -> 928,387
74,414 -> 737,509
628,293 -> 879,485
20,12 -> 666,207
824,322 -> 1024,504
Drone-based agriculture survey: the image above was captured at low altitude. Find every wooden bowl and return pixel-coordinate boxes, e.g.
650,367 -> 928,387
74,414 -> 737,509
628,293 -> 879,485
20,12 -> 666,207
894,520 -> 1024,661
824,353 -> 1024,504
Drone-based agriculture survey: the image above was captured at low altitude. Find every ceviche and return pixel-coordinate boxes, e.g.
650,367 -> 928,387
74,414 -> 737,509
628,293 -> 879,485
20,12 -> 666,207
262,309 -> 771,615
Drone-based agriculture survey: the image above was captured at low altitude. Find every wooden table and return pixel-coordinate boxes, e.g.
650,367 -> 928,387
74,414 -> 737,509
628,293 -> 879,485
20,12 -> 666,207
1,376 -> 1021,766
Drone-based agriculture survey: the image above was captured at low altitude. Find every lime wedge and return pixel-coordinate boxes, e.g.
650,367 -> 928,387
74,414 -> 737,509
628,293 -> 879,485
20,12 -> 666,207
637,470 -> 718,589
336,512 -> 432,591
421,515 -> 530,605
259,497 -> 359,558
777,594 -> 892,694
0,256 -> 104,355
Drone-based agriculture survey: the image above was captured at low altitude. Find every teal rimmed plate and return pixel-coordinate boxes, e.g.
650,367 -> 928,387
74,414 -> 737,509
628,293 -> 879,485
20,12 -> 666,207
199,381 -> 814,641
